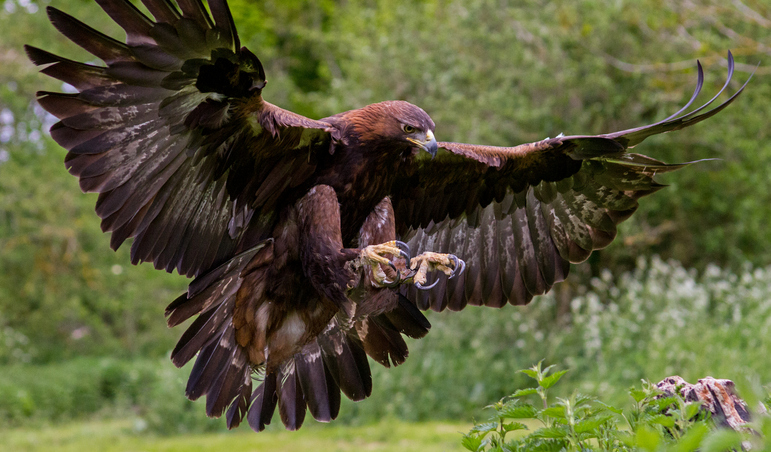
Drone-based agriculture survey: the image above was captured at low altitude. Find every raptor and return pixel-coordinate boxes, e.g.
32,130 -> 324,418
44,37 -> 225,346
28,0 -> 749,432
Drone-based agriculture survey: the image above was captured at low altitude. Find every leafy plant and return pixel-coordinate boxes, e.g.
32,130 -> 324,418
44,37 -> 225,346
462,362 -> 759,452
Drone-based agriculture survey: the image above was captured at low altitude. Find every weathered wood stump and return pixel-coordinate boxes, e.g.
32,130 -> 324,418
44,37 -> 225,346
656,376 -> 753,432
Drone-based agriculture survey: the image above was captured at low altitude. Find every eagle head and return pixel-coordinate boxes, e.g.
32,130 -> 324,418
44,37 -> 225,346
349,100 -> 438,158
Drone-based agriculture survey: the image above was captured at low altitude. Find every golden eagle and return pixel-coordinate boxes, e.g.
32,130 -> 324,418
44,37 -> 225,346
28,0 -> 748,432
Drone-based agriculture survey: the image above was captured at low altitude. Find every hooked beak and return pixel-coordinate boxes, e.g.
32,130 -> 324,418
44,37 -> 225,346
421,130 -> 438,158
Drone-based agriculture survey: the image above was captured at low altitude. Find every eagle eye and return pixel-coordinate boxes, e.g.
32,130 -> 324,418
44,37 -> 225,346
402,124 -> 417,134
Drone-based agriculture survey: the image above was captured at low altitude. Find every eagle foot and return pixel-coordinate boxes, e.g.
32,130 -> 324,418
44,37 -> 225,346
354,240 -> 412,288
409,252 -> 466,290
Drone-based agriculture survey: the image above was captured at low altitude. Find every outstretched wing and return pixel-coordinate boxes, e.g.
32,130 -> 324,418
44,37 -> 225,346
27,0 -> 338,277
391,54 -> 750,311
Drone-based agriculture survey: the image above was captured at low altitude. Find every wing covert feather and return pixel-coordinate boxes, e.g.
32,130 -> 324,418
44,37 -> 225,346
394,55 -> 748,311
29,0 -> 338,277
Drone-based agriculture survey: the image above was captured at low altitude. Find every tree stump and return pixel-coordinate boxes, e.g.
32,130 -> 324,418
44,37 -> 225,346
656,376 -> 753,432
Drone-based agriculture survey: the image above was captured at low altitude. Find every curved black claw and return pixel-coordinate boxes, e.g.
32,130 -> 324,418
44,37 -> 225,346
415,277 -> 440,290
383,263 -> 402,288
393,240 -> 411,267
448,255 -> 466,279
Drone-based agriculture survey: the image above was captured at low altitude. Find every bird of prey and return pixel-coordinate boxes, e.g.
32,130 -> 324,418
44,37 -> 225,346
28,0 -> 748,432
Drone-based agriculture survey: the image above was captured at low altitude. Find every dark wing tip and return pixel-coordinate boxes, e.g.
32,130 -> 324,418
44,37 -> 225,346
24,45 -> 52,66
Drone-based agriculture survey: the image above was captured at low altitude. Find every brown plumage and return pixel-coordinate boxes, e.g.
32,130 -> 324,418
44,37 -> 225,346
28,0 -> 750,432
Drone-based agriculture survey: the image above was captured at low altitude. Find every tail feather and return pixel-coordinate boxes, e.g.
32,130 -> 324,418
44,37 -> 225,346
169,301 -> 221,366
358,315 -> 409,367
247,372 -> 278,432
185,321 -> 235,400
236,319 -> 372,430
317,324 -> 372,401
383,294 -> 431,339
165,243 -> 268,420
166,243 -> 267,327
277,362 -> 306,431
295,342 -> 340,422
206,342 -> 251,417
225,376 -> 252,429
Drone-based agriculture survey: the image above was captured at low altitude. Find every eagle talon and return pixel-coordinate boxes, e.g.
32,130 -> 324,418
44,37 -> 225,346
415,278 -> 440,290
383,272 -> 402,288
449,255 -> 466,279
393,240 -> 411,267
382,264 -> 403,288
355,241 -> 413,288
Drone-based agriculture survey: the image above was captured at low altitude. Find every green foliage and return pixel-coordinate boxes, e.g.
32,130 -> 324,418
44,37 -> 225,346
346,256 -> 771,425
0,357 -> 223,433
463,363 -> 758,452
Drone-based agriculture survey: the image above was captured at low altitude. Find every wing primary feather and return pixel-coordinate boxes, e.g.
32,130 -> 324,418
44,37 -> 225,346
94,0 -> 155,46
46,6 -> 133,64
26,46 -> 114,90
446,222 -> 468,311
525,189 -> 558,287
511,206 -> 546,296
140,0 -> 181,24
36,93 -> 98,120
208,0 -> 240,50
176,0 -> 214,29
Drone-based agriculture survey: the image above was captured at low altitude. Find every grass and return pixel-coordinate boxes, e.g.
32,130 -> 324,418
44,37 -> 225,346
1,418 -> 468,452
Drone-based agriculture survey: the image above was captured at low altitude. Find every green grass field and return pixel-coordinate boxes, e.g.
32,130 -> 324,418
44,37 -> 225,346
2,419 -> 468,452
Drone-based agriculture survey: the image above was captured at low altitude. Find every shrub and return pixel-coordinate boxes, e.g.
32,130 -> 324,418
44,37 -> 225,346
462,362 -> 759,452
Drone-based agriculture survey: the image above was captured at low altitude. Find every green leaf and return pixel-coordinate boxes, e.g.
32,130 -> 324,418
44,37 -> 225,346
539,370 -> 568,389
575,414 -> 615,433
630,387 -> 647,403
461,433 -> 484,452
521,439 -> 570,452
541,406 -> 566,419
699,429 -> 745,452
683,401 -> 703,420
650,395 -> 678,411
596,401 -> 624,415
502,422 -> 528,432
520,369 -> 539,379
469,422 -> 499,435
511,388 -> 538,398
574,392 -> 596,407
529,426 -> 569,439
675,423 -> 710,452
647,414 -> 676,428
634,424 -> 662,452
500,403 -> 538,419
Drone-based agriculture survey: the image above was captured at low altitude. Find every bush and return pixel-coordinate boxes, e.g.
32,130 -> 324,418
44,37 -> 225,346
462,362 -> 760,452
0,357 -> 220,433
3,257 -> 771,434
350,256 -> 771,423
